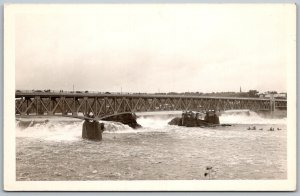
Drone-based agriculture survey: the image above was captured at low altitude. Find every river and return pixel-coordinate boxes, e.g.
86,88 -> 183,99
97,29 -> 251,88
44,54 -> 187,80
15,110 -> 287,180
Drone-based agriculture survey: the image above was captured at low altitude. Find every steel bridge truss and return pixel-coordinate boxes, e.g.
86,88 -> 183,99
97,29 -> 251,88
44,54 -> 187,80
15,93 -> 287,119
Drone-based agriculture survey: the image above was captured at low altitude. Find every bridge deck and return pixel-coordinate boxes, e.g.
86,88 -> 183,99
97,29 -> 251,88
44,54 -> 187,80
15,92 -> 286,101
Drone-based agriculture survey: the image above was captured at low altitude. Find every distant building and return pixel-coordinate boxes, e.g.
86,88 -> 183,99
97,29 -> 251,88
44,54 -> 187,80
260,92 -> 287,99
274,93 -> 287,99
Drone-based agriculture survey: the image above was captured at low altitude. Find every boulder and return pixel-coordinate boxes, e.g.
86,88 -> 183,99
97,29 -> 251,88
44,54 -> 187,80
102,113 -> 141,129
168,116 -> 210,127
168,117 -> 183,126
168,111 -> 220,127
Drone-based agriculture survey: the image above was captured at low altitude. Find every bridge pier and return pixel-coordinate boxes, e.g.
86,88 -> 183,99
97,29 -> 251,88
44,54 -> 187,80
82,120 -> 105,141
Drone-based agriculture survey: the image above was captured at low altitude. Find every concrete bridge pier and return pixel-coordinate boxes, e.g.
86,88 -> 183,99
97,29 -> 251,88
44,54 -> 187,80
82,120 -> 105,141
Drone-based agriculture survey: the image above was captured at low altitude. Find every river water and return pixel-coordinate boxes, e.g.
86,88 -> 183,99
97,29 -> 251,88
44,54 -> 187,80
16,110 -> 287,180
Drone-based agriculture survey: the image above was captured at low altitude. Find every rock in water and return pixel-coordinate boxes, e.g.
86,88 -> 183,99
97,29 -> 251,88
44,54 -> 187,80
168,110 -> 220,127
82,120 -> 105,141
168,117 -> 183,126
204,112 -> 220,124
102,113 -> 141,129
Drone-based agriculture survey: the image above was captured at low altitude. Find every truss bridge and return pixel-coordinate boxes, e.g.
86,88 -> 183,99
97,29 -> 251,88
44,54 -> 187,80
15,91 -> 287,119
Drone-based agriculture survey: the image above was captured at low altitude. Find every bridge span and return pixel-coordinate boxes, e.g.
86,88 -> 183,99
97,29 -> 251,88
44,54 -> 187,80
15,92 -> 287,119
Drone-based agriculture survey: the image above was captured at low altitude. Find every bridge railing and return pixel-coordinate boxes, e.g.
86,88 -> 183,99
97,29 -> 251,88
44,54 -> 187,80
16,91 -> 288,102
15,90 -> 286,100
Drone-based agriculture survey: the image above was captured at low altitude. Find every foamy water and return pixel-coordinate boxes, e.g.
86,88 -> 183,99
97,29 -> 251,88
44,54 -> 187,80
16,110 -> 287,180
16,118 -> 133,141
219,110 -> 286,124
16,110 -> 286,142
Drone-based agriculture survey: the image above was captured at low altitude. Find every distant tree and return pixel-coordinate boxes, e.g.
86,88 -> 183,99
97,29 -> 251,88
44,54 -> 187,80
267,91 -> 278,94
248,90 -> 259,97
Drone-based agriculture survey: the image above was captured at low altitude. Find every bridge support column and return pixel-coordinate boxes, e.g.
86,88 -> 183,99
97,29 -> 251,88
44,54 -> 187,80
82,120 -> 104,141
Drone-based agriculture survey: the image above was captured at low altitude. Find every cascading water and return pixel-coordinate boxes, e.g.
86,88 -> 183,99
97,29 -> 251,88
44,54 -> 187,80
219,110 -> 287,124
16,117 -> 133,141
15,110 -> 286,141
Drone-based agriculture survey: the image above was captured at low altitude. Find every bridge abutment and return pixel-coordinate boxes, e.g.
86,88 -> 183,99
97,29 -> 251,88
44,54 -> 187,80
82,120 -> 104,141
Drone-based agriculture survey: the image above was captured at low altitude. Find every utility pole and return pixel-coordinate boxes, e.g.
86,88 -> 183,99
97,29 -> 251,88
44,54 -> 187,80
73,84 -> 74,92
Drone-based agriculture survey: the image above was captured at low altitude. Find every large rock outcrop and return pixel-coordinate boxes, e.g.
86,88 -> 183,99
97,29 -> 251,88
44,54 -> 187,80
102,112 -> 141,129
168,111 -> 220,127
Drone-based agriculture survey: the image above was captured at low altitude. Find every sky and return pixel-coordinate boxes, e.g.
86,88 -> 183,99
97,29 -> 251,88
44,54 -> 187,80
14,4 -> 295,93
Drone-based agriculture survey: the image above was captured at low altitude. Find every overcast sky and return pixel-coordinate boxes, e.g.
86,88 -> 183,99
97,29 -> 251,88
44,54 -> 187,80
15,4 -> 294,93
